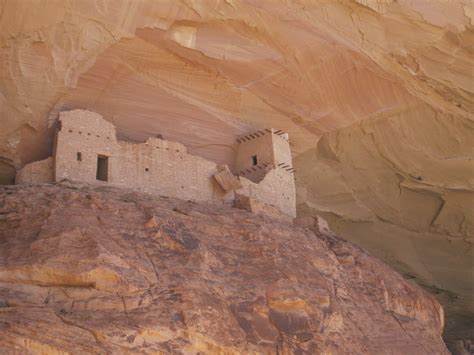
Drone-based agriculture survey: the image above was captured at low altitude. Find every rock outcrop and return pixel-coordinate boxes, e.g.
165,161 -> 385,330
295,104 -> 474,349
0,182 -> 448,353
0,0 -> 472,349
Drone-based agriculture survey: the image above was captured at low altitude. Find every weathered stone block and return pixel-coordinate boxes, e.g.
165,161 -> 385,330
212,165 -> 242,193
234,192 -> 292,222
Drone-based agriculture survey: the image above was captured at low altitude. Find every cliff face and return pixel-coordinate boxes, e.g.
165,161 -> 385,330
1,0 -> 472,172
295,103 -> 474,347
0,183 -> 448,353
0,0 -> 473,348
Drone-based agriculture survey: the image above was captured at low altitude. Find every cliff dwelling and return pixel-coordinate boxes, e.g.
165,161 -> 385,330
2,1 -> 473,352
16,109 -> 296,218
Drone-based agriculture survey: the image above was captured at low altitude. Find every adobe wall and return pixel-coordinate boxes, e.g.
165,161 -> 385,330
238,166 -> 296,217
234,131 -> 274,182
17,109 -> 296,218
272,131 -> 293,170
15,157 -> 54,184
54,110 -> 118,183
234,192 -> 293,223
234,129 -> 294,180
233,128 -> 296,217
54,110 -> 226,203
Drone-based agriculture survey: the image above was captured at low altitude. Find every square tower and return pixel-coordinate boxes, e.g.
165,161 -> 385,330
235,128 -> 293,182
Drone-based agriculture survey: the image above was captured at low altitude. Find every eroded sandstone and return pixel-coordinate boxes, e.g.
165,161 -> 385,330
0,182 -> 448,353
1,0 -> 473,349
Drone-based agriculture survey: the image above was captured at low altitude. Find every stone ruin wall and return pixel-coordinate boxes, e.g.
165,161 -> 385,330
15,157 -> 53,184
238,168 -> 296,218
271,131 -> 293,170
235,132 -> 275,182
54,110 -> 117,183
234,129 -> 296,217
235,129 -> 294,179
54,110 -> 226,203
17,109 -> 296,218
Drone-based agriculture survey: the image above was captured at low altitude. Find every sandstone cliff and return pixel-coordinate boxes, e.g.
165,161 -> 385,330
0,0 -> 473,349
0,182 -> 448,353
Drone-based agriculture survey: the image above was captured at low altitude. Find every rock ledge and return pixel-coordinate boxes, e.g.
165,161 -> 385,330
0,183 -> 448,353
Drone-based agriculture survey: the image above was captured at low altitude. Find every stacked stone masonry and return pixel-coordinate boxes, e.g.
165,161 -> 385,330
16,110 -> 296,218
15,157 -> 53,184
53,110 -> 223,203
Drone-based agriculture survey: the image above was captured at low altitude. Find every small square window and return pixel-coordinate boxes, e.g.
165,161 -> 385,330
251,155 -> 258,166
145,168 -> 149,172
77,152 -> 82,161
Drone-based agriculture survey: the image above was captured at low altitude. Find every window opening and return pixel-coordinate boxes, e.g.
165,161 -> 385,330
77,152 -> 82,161
251,155 -> 258,166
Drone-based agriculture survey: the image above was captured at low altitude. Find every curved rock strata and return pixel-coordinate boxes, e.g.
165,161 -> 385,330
295,102 -> 474,348
0,0 -> 472,350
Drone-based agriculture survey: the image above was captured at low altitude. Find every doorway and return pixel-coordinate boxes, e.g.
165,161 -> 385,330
96,155 -> 109,181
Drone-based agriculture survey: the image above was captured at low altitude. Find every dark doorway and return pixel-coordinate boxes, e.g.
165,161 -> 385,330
251,155 -> 258,166
96,155 -> 108,181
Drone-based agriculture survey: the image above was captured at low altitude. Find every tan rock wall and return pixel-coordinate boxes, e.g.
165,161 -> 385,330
15,157 -> 53,184
1,1 -> 471,347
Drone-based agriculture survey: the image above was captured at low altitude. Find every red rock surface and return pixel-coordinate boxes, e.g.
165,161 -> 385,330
0,1 -> 473,347
0,182 -> 448,353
